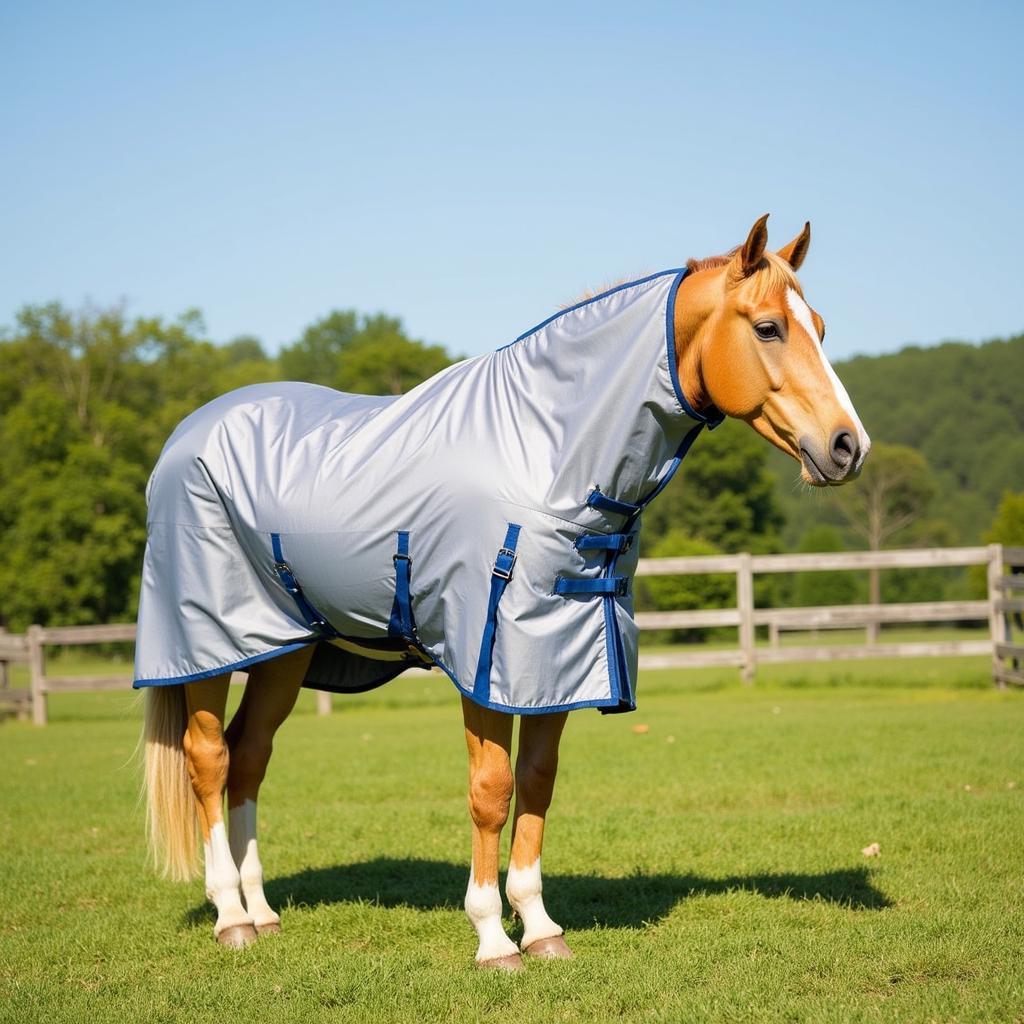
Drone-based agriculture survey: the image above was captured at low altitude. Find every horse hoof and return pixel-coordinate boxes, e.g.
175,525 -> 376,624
255,921 -> 281,937
523,935 -> 573,959
217,923 -> 258,949
478,953 -> 525,972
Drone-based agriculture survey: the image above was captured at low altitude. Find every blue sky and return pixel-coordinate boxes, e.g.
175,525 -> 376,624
2,1 -> 1021,360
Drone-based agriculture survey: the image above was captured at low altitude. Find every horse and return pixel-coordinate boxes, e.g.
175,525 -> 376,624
139,215 -> 870,968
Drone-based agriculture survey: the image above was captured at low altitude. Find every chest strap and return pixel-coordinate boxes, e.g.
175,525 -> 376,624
586,488 -> 641,518
574,532 -> 635,553
555,576 -> 629,597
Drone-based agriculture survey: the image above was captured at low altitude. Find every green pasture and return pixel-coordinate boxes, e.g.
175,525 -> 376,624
1,657 -> 1022,1023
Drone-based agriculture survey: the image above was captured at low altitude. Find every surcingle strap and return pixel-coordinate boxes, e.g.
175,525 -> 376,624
472,523 -> 521,703
271,533 -> 334,633
388,531 -> 416,641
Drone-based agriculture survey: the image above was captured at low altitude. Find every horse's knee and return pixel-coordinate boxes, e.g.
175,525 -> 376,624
516,755 -> 558,811
469,763 -> 514,833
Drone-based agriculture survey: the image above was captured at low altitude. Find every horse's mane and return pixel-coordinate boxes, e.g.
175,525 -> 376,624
687,248 -> 802,298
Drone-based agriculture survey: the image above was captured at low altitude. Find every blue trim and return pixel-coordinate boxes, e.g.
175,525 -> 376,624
635,421 -> 706,509
472,523 -> 521,703
555,576 -> 629,596
133,640 -> 316,687
270,533 -> 337,635
498,269 -> 684,351
665,270 -> 726,428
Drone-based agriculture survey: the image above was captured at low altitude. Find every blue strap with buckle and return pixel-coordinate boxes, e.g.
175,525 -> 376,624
472,523 -> 521,703
270,533 -> 334,633
555,576 -> 629,597
574,532 -> 635,554
388,531 -> 416,641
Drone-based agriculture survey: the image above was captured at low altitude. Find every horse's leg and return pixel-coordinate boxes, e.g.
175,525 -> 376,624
224,646 -> 313,935
461,696 -> 521,970
507,711 -> 572,959
183,675 -> 255,948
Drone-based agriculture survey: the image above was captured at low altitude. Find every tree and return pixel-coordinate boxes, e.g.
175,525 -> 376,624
278,310 -> 454,394
642,418 -> 784,554
0,303 -> 236,629
635,529 -> 735,644
278,311 -> 361,385
985,492 -> 1024,547
834,442 -> 935,638
792,525 -> 861,607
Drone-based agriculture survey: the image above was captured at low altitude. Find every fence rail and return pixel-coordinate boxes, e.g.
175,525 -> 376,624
2,544 -> 1021,724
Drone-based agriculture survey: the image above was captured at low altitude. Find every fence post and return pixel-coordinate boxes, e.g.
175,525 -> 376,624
28,624 -> 47,726
0,627 -> 8,692
987,543 -> 1006,688
316,690 -> 332,716
737,553 -> 756,684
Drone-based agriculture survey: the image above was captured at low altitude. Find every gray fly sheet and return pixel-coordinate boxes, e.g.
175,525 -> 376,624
132,269 -> 721,714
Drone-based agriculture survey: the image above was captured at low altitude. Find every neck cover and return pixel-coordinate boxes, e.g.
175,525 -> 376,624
133,269 -> 722,714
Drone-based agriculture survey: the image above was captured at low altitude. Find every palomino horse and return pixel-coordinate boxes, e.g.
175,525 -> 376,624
140,215 -> 869,968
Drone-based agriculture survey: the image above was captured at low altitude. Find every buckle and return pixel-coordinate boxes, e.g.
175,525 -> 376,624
620,534 -> 635,553
273,561 -> 290,575
493,548 -> 517,580
393,552 -> 412,566
614,577 -> 629,597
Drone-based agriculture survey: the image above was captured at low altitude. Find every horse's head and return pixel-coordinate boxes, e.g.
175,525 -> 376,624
676,215 -> 870,485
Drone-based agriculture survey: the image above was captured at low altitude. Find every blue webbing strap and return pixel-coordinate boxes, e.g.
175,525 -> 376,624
554,576 -> 629,597
586,488 -> 641,518
574,533 -> 635,553
271,533 -> 333,633
472,523 -> 521,703
388,531 -> 415,641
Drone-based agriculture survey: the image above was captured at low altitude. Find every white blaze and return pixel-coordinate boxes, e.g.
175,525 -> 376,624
785,288 -> 871,463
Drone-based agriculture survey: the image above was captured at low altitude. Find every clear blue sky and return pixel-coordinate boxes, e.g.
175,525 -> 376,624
2,1 -> 1021,361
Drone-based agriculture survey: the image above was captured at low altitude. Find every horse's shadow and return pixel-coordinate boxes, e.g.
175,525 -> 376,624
182,857 -> 890,929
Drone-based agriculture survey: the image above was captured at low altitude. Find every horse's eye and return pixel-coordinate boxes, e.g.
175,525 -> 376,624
754,322 -> 780,341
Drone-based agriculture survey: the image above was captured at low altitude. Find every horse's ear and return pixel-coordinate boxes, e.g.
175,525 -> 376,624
737,214 -> 770,279
777,221 -> 811,271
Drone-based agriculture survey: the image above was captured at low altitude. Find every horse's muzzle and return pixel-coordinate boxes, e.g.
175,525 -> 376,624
799,428 -> 863,486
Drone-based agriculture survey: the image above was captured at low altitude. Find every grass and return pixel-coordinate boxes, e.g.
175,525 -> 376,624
1,658 -> 1022,1023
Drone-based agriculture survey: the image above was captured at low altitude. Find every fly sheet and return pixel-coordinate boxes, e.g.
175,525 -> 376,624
132,269 -> 722,714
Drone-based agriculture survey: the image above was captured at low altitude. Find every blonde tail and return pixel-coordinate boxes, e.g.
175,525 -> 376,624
143,685 -> 199,881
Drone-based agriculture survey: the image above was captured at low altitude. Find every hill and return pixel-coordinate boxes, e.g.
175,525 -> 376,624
770,332 -> 1024,546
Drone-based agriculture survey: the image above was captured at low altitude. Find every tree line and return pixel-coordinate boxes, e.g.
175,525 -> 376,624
0,301 -> 1021,632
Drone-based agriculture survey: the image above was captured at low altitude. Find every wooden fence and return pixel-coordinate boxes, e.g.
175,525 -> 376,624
1,544 -> 1021,724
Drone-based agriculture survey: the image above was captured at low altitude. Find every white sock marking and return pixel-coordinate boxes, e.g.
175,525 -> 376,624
228,799 -> 279,927
204,821 -> 251,934
506,858 -> 563,949
465,872 -> 519,962
785,288 -> 871,465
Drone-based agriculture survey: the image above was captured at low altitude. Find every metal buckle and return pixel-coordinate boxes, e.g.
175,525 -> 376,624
393,552 -> 412,566
273,561 -> 291,575
493,548 -> 517,581
620,534 -> 635,553
614,577 -> 629,597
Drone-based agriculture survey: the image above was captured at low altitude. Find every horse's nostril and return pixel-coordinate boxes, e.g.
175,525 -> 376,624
830,428 -> 858,467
